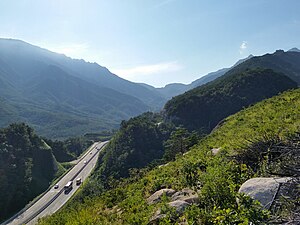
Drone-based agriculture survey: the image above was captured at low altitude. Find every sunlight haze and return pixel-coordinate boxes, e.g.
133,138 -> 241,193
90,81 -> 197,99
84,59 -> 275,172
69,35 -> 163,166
1,0 -> 299,87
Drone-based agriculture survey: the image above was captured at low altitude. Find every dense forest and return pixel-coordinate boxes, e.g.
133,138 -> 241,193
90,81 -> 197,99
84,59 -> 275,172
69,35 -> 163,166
95,113 -> 172,184
0,123 -> 94,222
0,123 -> 62,221
44,137 -> 92,163
164,68 -> 297,132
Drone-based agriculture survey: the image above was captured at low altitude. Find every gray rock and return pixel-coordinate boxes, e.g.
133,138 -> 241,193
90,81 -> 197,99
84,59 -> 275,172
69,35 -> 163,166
149,211 -> 166,225
171,188 -> 199,204
211,147 -> 221,155
147,188 -> 176,205
168,200 -> 190,214
238,177 -> 291,209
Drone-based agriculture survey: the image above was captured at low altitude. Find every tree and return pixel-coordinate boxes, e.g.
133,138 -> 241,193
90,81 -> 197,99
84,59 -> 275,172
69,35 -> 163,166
163,127 -> 199,161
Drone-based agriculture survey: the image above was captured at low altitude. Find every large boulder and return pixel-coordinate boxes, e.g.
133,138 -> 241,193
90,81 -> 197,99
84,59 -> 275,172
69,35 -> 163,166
147,188 -> 176,205
238,177 -> 291,209
168,200 -> 190,214
171,188 -> 199,204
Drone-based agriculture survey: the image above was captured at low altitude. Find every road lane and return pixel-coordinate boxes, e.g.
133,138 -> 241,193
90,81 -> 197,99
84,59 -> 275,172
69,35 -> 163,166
4,141 -> 108,225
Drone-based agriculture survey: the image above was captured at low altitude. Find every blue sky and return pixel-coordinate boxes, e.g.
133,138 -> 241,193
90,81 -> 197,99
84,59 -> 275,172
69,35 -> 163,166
0,0 -> 300,87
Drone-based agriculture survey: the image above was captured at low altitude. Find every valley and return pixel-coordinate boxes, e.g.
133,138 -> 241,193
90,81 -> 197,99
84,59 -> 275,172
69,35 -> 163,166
1,2 -> 300,223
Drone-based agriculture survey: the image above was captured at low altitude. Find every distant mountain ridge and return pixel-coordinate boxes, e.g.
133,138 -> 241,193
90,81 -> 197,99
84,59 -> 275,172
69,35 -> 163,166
288,47 -> 300,52
0,39 -> 166,138
155,54 -> 254,99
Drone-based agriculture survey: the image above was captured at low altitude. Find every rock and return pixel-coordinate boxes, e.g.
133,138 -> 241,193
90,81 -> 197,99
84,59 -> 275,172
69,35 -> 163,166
211,147 -> 221,155
238,177 -> 291,209
149,209 -> 166,225
171,188 -> 199,204
168,200 -> 190,214
158,162 -> 169,168
147,188 -> 176,205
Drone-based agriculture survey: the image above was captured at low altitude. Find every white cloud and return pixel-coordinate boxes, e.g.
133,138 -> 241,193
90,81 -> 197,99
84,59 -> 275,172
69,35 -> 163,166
239,41 -> 248,54
111,61 -> 183,79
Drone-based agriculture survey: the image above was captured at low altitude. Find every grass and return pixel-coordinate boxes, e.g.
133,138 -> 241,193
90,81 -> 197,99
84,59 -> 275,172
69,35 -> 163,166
39,89 -> 300,225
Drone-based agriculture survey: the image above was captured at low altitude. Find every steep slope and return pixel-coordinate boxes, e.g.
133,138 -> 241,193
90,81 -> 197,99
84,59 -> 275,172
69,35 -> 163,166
164,68 -> 297,132
96,112 -> 172,183
0,38 -> 166,109
0,123 -> 62,222
228,49 -> 300,84
0,39 -> 163,137
38,89 -> 300,225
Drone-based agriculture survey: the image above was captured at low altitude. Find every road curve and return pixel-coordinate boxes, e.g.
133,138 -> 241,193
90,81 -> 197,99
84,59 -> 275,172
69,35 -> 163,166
3,141 -> 108,225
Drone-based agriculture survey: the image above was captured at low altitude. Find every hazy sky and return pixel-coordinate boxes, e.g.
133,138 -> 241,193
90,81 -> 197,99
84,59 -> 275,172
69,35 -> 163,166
1,0 -> 300,87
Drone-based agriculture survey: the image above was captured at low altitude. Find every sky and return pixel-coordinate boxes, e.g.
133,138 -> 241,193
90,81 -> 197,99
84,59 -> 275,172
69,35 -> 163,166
0,0 -> 300,87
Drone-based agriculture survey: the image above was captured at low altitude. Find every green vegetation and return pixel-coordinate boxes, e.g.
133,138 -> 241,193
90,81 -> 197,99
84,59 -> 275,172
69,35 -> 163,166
0,123 -> 96,222
96,112 -> 173,185
39,89 -> 300,224
83,130 -> 115,142
165,68 -> 297,132
163,127 -> 200,161
44,137 -> 92,162
0,123 -> 62,222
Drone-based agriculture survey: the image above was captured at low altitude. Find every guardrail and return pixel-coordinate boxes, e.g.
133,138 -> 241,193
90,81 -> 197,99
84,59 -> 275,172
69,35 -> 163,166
1,141 -> 108,225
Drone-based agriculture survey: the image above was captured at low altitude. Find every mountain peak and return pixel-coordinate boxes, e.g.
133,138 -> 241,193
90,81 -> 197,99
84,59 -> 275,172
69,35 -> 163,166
232,54 -> 254,67
288,47 -> 300,53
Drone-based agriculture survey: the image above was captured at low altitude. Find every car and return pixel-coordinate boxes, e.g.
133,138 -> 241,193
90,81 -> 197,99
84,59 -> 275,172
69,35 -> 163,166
90,151 -> 93,154
54,184 -> 59,189
83,160 -> 87,164
76,178 -> 82,185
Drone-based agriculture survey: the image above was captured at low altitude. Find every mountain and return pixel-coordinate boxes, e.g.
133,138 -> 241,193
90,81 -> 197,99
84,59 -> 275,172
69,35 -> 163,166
0,123 -> 62,221
164,49 -> 300,132
288,47 -> 300,52
156,55 -> 254,99
156,83 -> 188,99
38,88 -> 300,225
0,39 -> 166,138
164,68 -> 297,132
227,49 -> 300,84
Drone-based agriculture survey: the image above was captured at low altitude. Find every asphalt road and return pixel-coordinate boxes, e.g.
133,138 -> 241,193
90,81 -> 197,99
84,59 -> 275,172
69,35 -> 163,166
4,141 -> 108,225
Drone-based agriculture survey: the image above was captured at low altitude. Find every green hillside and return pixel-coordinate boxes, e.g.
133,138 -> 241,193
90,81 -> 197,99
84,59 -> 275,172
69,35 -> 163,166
0,123 -> 63,222
39,89 -> 300,224
164,68 -> 297,132
96,112 -> 172,183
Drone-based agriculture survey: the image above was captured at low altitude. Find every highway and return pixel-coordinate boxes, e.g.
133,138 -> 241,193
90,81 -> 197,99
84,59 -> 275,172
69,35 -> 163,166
3,141 -> 108,225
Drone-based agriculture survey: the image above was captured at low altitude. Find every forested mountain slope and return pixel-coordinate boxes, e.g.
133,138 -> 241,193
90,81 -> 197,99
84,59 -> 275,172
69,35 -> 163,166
0,39 -> 165,138
164,68 -> 297,132
39,88 -> 300,224
0,123 -> 62,221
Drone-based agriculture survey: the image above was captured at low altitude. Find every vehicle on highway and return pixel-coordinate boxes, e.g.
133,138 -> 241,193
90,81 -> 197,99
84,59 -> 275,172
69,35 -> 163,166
64,181 -> 73,194
54,183 -> 59,189
83,160 -> 87,164
76,178 -> 82,185
90,151 -> 93,154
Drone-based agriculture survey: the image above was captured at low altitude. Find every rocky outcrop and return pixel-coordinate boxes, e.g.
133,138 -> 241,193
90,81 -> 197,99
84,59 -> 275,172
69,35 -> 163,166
148,188 -> 199,224
147,188 -> 176,205
168,200 -> 190,213
238,177 -> 291,209
171,188 -> 199,204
